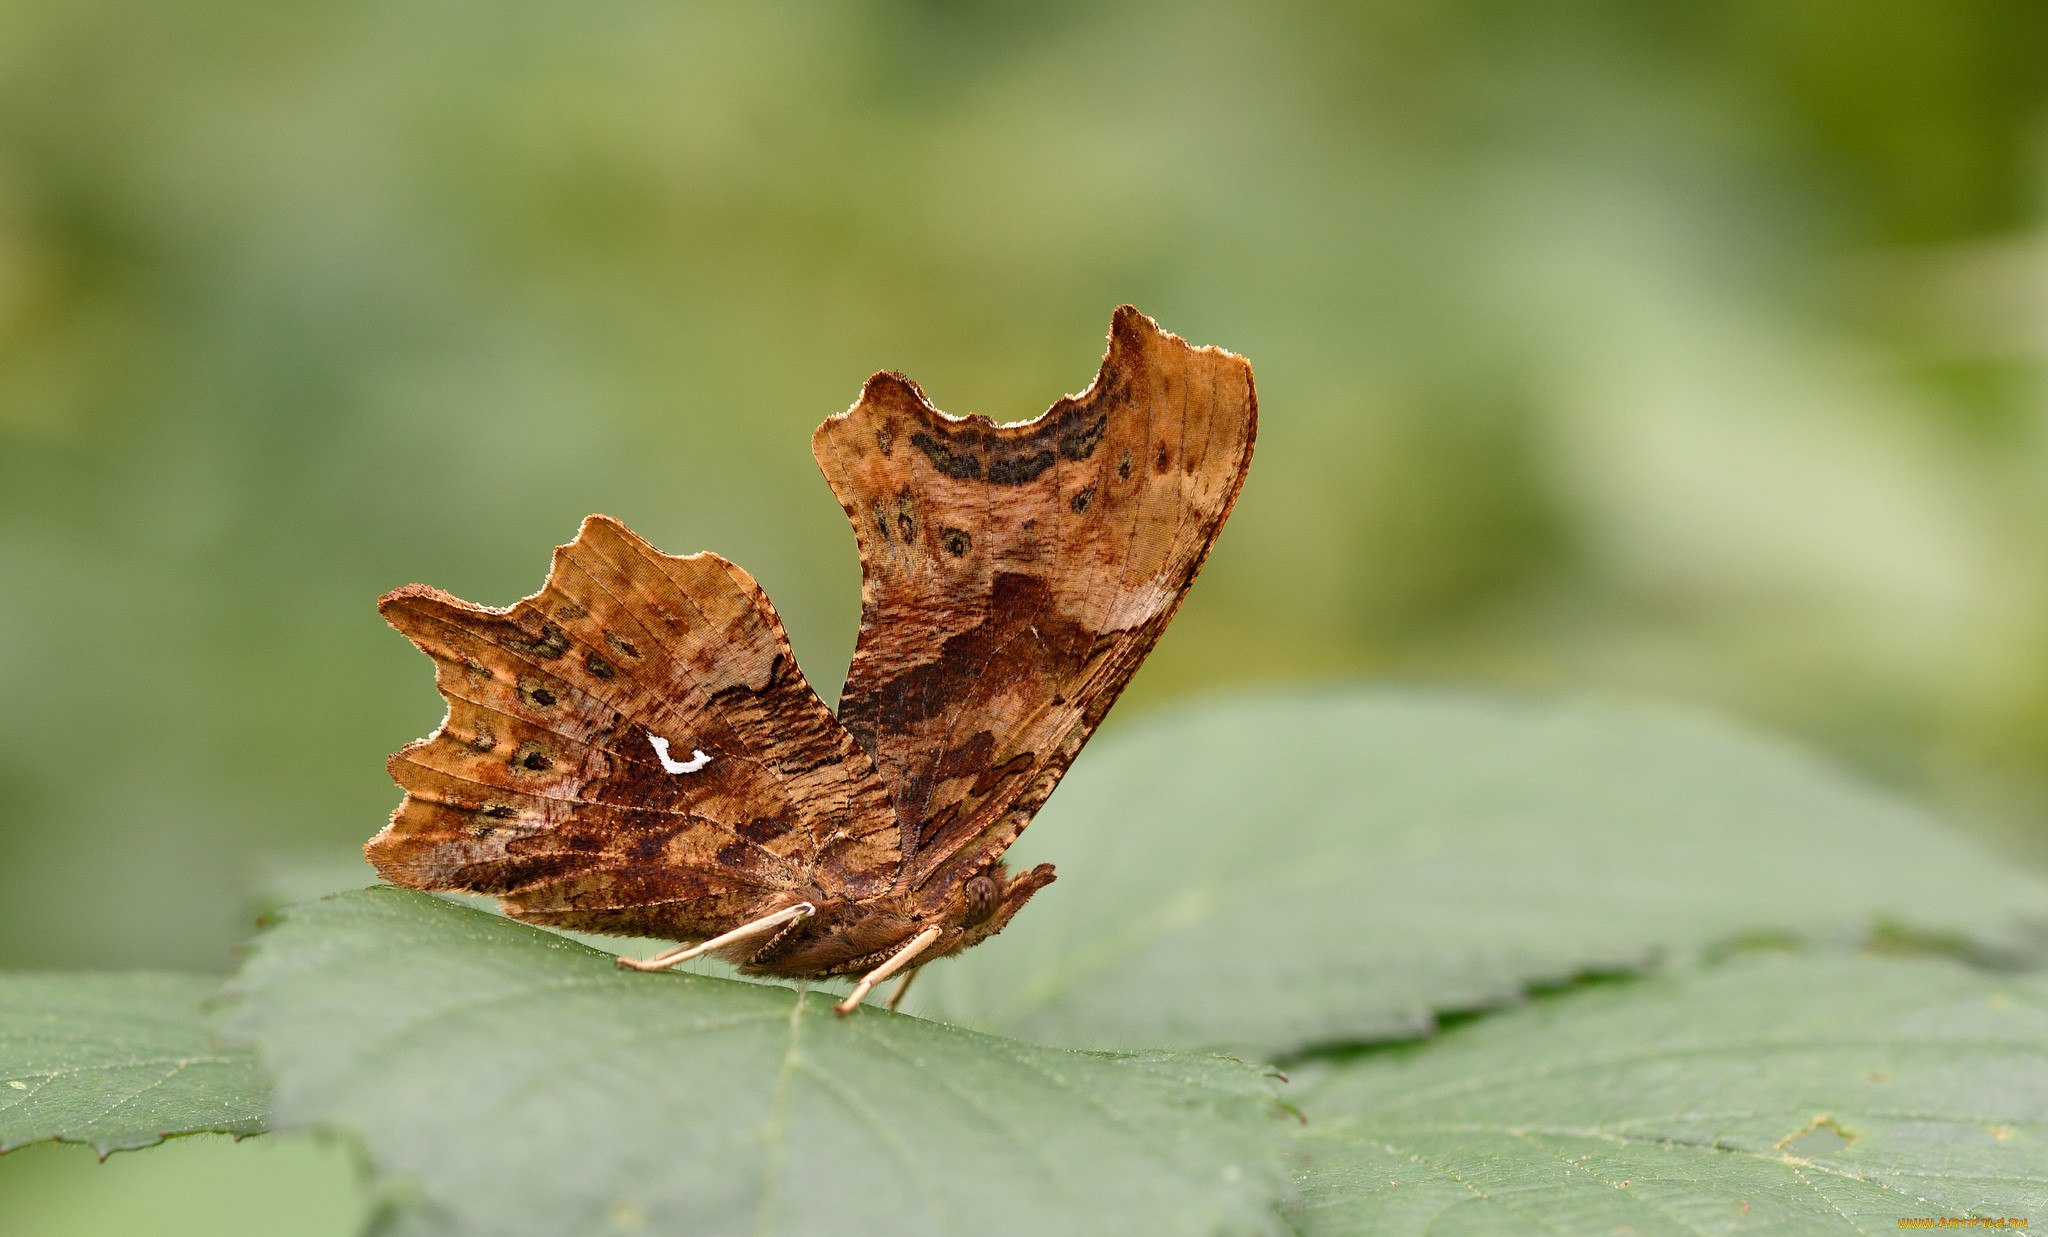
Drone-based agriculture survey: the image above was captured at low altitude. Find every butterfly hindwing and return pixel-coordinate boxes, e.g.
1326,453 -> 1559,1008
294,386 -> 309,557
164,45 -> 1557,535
366,515 -> 901,940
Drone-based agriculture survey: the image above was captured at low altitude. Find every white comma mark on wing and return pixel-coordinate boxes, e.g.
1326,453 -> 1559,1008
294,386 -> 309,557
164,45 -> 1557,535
648,735 -> 712,775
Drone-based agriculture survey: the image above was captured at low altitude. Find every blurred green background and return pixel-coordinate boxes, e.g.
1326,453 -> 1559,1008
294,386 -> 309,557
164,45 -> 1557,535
3,0 -> 2048,1226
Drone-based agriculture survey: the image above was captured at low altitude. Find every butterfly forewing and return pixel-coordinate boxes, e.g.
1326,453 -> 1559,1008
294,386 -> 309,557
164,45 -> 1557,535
812,306 -> 1257,893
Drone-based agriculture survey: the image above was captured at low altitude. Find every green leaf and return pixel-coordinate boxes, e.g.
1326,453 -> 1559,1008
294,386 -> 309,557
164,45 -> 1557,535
912,690 -> 2048,1053
1289,953 -> 2048,1234
0,973 -> 269,1156
225,888 -> 1293,1237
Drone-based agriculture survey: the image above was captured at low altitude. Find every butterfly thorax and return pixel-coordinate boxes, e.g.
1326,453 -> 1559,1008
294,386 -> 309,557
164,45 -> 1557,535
663,856 -> 1056,978
725,860 -> 1057,979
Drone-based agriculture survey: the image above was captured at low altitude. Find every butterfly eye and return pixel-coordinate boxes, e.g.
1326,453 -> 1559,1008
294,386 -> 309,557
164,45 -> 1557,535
963,874 -> 1002,925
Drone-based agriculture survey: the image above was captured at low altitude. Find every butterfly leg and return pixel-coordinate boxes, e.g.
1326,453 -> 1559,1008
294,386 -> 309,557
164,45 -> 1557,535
884,967 -> 922,1013
615,902 -> 816,972
834,927 -> 941,1016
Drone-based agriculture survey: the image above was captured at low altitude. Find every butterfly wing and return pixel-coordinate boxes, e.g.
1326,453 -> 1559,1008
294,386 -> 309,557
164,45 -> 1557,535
812,306 -> 1256,894
367,515 -> 900,939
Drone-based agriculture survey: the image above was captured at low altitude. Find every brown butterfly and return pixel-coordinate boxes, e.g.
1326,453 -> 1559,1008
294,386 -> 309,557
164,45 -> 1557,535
365,306 -> 1256,1014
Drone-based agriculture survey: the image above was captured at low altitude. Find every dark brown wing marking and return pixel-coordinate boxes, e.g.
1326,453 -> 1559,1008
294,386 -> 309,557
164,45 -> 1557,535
812,306 -> 1256,893
366,515 -> 902,941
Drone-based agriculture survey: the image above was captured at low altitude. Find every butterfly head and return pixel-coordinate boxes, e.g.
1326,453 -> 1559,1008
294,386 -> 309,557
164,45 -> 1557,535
934,861 -> 1057,956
